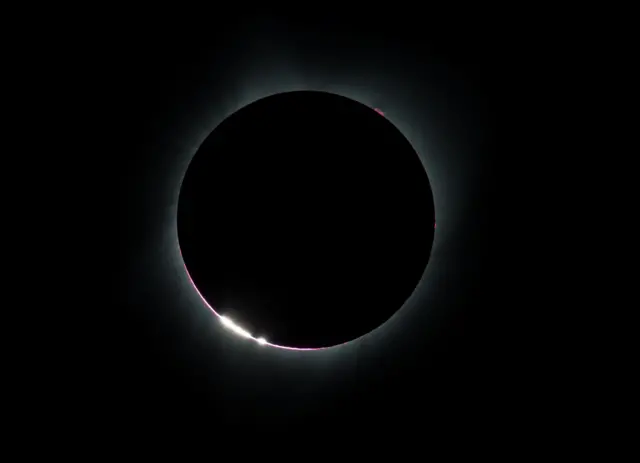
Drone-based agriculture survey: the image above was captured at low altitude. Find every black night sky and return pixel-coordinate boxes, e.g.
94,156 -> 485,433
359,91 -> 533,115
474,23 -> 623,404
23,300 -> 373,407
100,16 -> 532,430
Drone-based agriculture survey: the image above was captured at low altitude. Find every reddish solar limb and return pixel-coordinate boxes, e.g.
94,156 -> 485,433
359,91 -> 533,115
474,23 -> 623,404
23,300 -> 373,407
372,106 -> 432,230
373,108 -> 436,232
372,105 -> 432,230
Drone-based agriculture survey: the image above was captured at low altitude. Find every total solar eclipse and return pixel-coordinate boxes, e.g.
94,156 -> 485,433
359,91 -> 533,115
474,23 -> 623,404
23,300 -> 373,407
177,90 -> 435,349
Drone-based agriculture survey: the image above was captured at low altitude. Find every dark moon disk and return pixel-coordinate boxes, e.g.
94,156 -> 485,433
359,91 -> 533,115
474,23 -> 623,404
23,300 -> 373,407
177,91 -> 435,349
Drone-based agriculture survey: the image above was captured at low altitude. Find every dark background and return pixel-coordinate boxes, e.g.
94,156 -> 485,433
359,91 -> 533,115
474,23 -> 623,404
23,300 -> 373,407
98,16 -> 538,430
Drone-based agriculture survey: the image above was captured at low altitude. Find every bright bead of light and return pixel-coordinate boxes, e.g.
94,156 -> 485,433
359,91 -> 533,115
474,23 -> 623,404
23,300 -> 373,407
220,315 -> 252,338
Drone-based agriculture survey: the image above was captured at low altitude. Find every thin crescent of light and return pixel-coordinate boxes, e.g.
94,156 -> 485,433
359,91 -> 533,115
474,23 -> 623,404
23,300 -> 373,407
181,254 -> 336,351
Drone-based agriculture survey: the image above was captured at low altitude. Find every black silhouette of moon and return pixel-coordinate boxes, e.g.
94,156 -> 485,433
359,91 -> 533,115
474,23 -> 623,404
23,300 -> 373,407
177,90 -> 435,349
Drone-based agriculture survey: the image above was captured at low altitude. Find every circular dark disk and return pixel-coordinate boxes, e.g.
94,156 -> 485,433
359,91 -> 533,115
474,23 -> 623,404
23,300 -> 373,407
177,90 -> 435,349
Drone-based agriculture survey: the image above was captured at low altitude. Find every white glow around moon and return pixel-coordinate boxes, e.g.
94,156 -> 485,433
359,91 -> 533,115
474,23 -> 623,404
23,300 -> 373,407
176,44 -> 442,350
